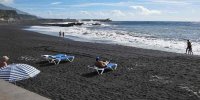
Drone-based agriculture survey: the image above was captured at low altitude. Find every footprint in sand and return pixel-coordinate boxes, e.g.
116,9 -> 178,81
149,75 -> 172,84
18,55 -> 39,62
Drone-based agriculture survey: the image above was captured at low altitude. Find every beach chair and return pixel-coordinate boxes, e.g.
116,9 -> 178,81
41,54 -> 75,65
88,63 -> 117,75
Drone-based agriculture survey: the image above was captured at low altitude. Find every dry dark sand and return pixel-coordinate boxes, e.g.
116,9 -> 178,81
1,25 -> 200,100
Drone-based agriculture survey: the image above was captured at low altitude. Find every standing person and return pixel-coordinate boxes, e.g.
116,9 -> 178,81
186,40 -> 193,55
59,31 -> 62,37
0,56 -> 9,68
62,32 -> 65,37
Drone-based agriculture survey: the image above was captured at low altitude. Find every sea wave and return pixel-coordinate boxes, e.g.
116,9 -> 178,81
25,24 -> 200,55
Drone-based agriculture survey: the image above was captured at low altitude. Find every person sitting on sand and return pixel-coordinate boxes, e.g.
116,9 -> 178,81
95,57 -> 109,68
186,40 -> 193,55
0,56 -> 9,68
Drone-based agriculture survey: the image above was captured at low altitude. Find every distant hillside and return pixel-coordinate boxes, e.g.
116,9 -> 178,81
0,10 -> 19,20
0,3 -> 38,21
0,3 -> 28,14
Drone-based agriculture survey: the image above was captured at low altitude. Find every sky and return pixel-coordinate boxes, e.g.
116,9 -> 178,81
0,0 -> 200,21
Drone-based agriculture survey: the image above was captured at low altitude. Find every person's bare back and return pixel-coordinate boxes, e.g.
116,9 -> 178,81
95,61 -> 109,68
95,57 -> 109,68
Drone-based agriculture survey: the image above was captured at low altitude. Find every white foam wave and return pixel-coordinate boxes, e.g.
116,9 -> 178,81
26,25 -> 200,55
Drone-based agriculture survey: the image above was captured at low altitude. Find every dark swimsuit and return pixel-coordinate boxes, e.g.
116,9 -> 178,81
187,42 -> 192,51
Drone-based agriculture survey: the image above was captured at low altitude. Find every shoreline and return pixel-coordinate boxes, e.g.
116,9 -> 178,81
26,24 -> 200,56
1,25 -> 200,100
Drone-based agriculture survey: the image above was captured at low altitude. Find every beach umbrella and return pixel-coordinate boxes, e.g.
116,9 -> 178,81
0,64 -> 40,82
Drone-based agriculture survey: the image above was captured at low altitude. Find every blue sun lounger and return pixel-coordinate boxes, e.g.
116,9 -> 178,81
42,54 -> 75,65
88,63 -> 117,75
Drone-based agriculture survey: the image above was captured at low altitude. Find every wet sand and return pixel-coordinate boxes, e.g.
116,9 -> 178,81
0,25 -> 200,100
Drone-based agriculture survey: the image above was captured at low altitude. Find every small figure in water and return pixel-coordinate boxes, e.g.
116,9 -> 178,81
62,32 -> 65,37
186,40 -> 193,55
59,31 -> 62,37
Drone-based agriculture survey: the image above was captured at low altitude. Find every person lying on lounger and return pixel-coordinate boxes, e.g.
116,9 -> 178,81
0,56 -> 9,68
95,57 -> 109,68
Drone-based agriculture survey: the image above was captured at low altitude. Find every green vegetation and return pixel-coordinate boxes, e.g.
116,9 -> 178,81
0,10 -> 37,21
0,10 -> 19,20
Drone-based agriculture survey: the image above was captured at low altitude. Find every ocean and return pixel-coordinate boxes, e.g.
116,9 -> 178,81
26,21 -> 200,55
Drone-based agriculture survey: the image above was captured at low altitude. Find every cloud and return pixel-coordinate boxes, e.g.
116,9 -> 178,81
80,10 -> 126,17
76,10 -> 136,21
80,11 -> 91,15
130,6 -> 161,15
111,10 -> 126,16
70,2 -> 132,7
148,0 -> 195,5
0,0 -> 14,4
51,2 -> 62,5
69,0 -> 199,8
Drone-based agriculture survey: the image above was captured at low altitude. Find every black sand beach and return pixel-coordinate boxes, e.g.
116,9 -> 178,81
1,25 -> 200,100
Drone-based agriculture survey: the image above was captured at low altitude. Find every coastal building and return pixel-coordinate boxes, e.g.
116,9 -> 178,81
8,18 -> 16,23
0,18 -> 4,21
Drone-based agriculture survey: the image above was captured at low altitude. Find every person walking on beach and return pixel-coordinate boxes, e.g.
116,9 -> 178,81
0,56 -> 9,68
186,40 -> 193,55
62,32 -> 65,37
59,31 -> 62,37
